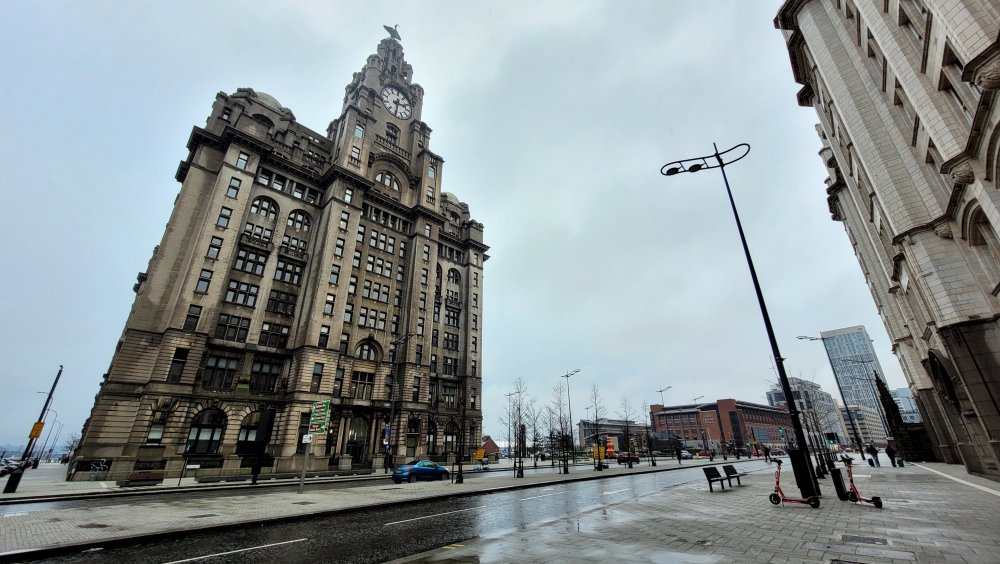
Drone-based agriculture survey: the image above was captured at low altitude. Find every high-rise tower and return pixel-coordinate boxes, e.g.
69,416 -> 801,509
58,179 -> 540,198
73,32 -> 488,481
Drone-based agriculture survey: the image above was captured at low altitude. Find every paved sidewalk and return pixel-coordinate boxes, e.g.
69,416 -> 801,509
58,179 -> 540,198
394,459 -> 1000,564
3,456 -> 1000,563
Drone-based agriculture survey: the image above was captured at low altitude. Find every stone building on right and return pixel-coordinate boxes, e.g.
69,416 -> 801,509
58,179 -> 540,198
776,1 -> 1000,480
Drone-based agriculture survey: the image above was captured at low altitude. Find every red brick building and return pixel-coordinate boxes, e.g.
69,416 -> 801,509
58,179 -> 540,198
651,399 -> 792,452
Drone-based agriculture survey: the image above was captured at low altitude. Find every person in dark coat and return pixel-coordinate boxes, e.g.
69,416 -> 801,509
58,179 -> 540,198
250,457 -> 263,485
675,447 -> 683,464
866,444 -> 881,467
763,445 -> 772,462
885,445 -> 897,467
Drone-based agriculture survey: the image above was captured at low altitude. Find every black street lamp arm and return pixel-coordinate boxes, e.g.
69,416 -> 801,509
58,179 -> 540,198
660,143 -> 750,176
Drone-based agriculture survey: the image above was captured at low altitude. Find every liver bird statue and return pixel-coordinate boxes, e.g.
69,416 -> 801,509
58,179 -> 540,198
383,24 -> 401,41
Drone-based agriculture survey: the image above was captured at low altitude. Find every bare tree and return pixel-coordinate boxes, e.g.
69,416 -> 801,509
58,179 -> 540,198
524,397 -> 542,468
590,384 -> 606,470
63,432 -> 81,456
618,397 -> 637,468
552,380 -> 569,473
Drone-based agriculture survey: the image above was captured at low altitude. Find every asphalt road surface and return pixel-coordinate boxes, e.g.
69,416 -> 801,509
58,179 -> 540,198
42,461 -> 771,563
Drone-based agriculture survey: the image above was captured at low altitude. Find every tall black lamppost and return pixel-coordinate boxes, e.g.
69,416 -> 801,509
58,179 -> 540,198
4,365 -> 64,494
841,357 -> 892,440
662,144 -> 818,498
657,385 -> 672,406
560,369 -> 580,464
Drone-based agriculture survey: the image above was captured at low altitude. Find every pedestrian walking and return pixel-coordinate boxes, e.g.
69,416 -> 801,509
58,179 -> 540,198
250,457 -> 263,485
885,445 -> 897,468
867,445 -> 881,467
763,445 -> 771,462
675,447 -> 683,464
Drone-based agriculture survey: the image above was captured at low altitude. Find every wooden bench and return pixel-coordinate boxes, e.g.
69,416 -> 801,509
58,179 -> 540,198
722,464 -> 748,486
703,466 -> 728,492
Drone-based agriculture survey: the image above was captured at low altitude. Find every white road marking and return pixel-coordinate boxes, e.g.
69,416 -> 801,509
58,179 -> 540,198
163,538 -> 308,563
602,488 -> 630,496
384,505 -> 486,526
913,464 -> 1000,497
521,492 -> 566,501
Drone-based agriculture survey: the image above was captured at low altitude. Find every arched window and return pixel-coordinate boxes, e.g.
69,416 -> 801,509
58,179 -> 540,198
447,269 -> 461,284
250,197 -> 278,220
375,171 -> 400,191
355,341 -> 379,362
236,411 -> 262,454
185,409 -> 227,454
966,207 -> 1000,275
286,210 -> 311,231
444,422 -> 459,453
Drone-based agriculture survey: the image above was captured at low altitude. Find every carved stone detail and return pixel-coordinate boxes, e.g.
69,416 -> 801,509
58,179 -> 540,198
974,60 -> 1000,91
949,162 -> 975,185
934,223 -> 954,239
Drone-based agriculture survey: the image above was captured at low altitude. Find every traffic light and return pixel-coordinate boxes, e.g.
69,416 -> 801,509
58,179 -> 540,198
779,427 -> 786,442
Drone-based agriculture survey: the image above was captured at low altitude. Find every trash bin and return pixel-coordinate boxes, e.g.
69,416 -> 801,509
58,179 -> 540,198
829,467 -> 849,501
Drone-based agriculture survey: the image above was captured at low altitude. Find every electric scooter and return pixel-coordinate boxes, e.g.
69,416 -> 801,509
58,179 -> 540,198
768,459 -> 820,508
840,455 -> 883,508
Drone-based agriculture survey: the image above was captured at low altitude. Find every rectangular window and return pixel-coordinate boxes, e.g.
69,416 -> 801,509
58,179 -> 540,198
257,170 -> 272,186
350,146 -> 361,160
207,236 -> 224,260
324,293 -> 336,315
419,292 -> 427,309
224,279 -> 259,307
333,367 -> 345,396
415,345 -> 423,364
417,317 -> 424,336
430,354 -> 437,372
356,226 -> 365,243
226,177 -> 241,198
183,305 -> 202,331
399,241 -> 406,259
244,222 -> 273,242
249,355 -> 283,394
203,351 -> 241,390
433,304 -> 440,323
445,309 -> 459,327
471,336 -> 477,352
396,265 -> 404,282
259,322 -> 290,348
195,269 -> 213,294
473,293 -> 478,308
274,260 -> 303,285
340,211 -> 350,231
442,385 -> 456,408
344,188 -> 353,204
420,269 -> 428,285
443,357 -> 456,375
412,377 -> 421,402
236,151 -> 249,170
424,224 -> 431,237
344,303 -> 354,323
352,251 -> 362,268
311,363 -> 324,393
234,248 -> 268,276
329,264 -> 341,285
339,333 -> 349,354
354,124 -> 364,138
444,332 -> 459,351
432,329 -> 439,347
265,289 -> 297,316
422,245 -> 430,261
471,360 -> 477,377
319,325 -> 330,348
215,313 -> 251,342
217,207 -> 233,228
350,371 -> 375,400
335,238 -> 345,258
221,108 -> 232,121
147,411 -> 169,444
474,272 -> 478,287
359,307 -> 369,327
167,348 -> 189,383
362,279 -> 372,299
377,311 -> 386,330
348,276 -> 357,295
473,314 -> 478,330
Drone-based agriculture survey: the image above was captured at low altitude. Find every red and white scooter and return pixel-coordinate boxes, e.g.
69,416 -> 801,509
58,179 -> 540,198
768,459 -> 820,508
840,455 -> 883,508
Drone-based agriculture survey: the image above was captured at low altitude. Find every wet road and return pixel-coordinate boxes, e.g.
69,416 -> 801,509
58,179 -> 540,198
44,461 -> 771,563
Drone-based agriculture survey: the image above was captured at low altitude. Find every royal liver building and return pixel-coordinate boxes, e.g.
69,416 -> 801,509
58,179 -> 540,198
73,32 -> 488,482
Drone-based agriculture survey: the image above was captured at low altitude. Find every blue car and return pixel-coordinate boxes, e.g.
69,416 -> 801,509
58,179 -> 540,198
392,460 -> 450,483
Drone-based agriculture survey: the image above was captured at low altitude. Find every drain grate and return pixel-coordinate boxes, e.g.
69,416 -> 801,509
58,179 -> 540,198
830,560 -> 865,564
842,535 -> 888,545
293,501 -> 316,505
78,523 -> 110,529
187,514 -> 219,519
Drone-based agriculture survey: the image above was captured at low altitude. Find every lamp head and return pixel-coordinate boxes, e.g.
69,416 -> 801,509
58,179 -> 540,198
664,167 -> 680,176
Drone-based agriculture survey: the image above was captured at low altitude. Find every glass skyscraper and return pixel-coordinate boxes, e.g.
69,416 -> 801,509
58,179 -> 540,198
820,325 -> 890,441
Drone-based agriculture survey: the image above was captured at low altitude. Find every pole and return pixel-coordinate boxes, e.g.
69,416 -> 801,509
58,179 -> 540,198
713,145 -> 818,498
298,439 -> 310,494
4,365 -> 64,494
817,344 -> 869,462
561,370 -> 578,464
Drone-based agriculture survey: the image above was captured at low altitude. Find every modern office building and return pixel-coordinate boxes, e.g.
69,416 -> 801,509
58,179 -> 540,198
577,418 -> 650,453
72,32 -> 488,482
651,400 -> 793,452
818,326 -> 891,439
766,377 -> 849,446
840,404 -> 889,447
891,387 -> 924,423
776,0 -> 1000,480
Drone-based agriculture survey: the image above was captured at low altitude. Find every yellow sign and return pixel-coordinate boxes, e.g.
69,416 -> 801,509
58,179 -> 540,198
475,448 -> 486,460
29,421 -> 44,439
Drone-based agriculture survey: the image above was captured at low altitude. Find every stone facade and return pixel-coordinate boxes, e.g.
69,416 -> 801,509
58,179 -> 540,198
73,36 -> 488,481
776,0 -> 1000,480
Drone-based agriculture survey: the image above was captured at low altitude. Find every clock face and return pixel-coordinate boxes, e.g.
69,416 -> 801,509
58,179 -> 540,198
380,86 -> 412,119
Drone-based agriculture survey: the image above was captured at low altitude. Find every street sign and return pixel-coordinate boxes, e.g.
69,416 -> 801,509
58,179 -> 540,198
28,421 -> 45,439
185,464 -> 201,469
302,434 -> 314,444
309,401 -> 330,434
475,448 -> 485,460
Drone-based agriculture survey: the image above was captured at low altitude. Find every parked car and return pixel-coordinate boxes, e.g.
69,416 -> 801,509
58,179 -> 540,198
616,452 -> 640,464
680,451 -> 693,460
392,460 -> 450,483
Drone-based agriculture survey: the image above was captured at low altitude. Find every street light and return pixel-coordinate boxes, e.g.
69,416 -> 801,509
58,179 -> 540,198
505,391 -> 517,477
560,369 -> 580,465
36,408 -> 59,463
840,357 -> 892,440
657,386 -> 672,406
4,365 -> 64,494
797,336 -> 869,462
662,144 -> 818,498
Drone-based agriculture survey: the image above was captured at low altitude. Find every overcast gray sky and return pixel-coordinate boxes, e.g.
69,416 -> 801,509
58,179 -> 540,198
0,1 -> 907,448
